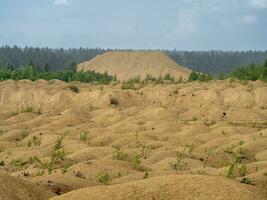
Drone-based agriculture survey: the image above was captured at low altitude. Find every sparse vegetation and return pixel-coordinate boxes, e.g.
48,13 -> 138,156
28,136 -> 42,147
132,154 -> 142,171
19,129 -> 29,141
170,152 -> 186,171
97,171 -> 110,184
112,146 -> 128,161
80,131 -> 88,142
73,170 -> 86,179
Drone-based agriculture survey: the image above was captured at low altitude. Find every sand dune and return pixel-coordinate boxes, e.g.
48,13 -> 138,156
76,51 -> 191,81
0,80 -> 266,199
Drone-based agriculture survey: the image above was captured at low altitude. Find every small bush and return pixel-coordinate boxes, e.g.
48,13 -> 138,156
170,152 -> 185,171
20,129 -> 29,140
97,171 -> 110,184
80,131 -> 88,142
239,164 -> 247,177
112,146 -> 128,161
121,81 -> 135,90
132,154 -> 142,170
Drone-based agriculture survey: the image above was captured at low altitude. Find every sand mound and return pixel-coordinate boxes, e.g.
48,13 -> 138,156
76,51 -> 191,81
0,172 -> 54,200
50,175 -> 266,200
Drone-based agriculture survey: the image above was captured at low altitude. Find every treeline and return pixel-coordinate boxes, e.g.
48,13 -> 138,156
189,60 -> 267,82
1,46 -> 267,74
0,65 -> 113,84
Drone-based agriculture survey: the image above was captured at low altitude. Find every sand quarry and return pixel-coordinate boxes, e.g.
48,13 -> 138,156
0,79 -> 266,200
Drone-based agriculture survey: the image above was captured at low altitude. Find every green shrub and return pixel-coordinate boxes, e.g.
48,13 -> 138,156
112,146 -> 128,161
80,131 -> 88,142
132,154 -> 142,170
121,81 -> 135,90
97,171 -> 110,184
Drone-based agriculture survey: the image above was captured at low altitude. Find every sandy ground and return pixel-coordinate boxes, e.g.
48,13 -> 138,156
0,79 -> 266,200
77,51 -> 191,81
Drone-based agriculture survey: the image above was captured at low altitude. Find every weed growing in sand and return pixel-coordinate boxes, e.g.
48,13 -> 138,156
10,159 -> 27,168
141,145 -> 151,159
97,171 -> 110,184
33,136 -> 65,174
110,97 -> 119,106
143,171 -> 149,179
28,136 -> 42,147
239,164 -> 247,177
132,154 -> 142,171
170,152 -> 185,171
121,81 -> 135,90
23,105 -> 34,113
227,148 -> 244,178
19,129 -> 29,140
73,170 -> 86,179
10,110 -> 19,116
68,84 -> 80,93
80,131 -> 88,142
112,146 -> 128,161
185,143 -> 195,156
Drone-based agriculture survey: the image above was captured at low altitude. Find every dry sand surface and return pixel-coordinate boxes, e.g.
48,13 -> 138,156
76,51 -> 191,81
0,79 -> 267,200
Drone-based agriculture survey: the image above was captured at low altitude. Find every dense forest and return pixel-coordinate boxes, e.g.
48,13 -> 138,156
0,46 -> 267,74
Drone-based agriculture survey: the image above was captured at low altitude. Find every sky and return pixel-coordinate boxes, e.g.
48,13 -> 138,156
0,0 -> 266,50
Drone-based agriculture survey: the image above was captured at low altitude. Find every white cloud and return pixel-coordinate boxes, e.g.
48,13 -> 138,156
53,0 -> 69,6
240,15 -> 258,24
168,10 -> 198,41
248,0 -> 267,9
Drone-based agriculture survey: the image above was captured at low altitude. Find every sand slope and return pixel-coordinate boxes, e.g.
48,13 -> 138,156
76,51 -> 191,81
0,80 -> 267,199
50,175 -> 266,200
0,172 -> 55,200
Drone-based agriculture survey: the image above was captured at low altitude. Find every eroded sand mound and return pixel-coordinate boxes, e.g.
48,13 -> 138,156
0,80 -> 267,199
76,51 -> 191,81
0,172 -> 55,200
50,175 -> 266,200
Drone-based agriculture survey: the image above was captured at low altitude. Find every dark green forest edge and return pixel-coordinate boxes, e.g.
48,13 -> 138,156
0,59 -> 267,85
1,46 -> 267,74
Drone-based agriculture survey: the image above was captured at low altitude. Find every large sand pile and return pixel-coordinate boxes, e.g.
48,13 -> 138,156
0,80 -> 267,200
76,51 -> 191,81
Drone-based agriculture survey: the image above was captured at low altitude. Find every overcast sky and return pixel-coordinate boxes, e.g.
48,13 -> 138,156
0,0 -> 266,50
